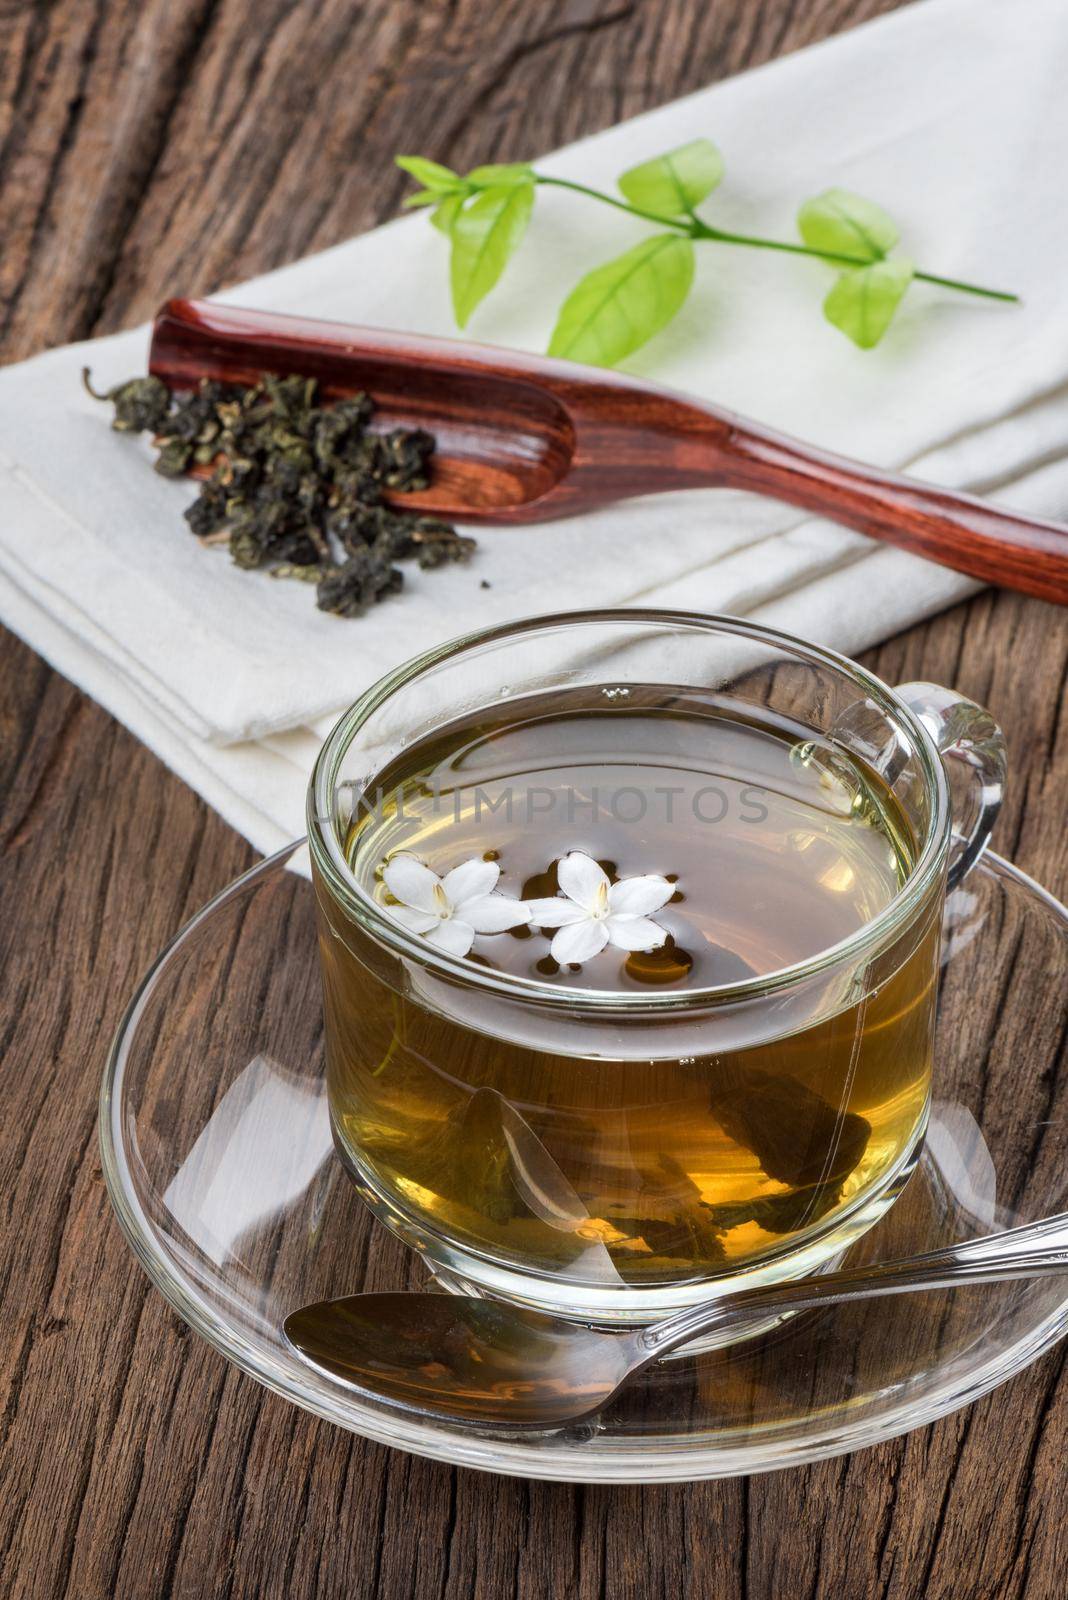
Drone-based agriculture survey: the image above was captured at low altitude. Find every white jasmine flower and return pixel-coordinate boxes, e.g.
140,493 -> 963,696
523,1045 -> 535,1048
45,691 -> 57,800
382,854 -> 530,957
526,851 -> 674,967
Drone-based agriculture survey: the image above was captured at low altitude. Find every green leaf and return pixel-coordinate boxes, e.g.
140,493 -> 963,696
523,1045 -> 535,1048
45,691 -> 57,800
466,162 -> 535,189
618,139 -> 724,215
798,188 -> 899,264
449,181 -> 536,326
823,258 -> 914,348
402,188 -> 442,210
395,155 -> 463,194
431,193 -> 464,235
548,234 -> 695,367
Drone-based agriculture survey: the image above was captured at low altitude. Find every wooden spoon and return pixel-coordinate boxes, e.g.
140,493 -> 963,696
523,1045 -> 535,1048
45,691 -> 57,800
150,298 -> 1068,605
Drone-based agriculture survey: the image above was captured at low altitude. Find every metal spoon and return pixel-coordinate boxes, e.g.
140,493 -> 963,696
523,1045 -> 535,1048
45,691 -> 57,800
284,1211 -> 1068,1430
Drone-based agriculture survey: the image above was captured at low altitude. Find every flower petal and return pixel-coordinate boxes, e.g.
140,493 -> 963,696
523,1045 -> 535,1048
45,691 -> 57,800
556,851 -> 609,912
425,918 -> 475,957
607,874 -> 674,917
463,894 -> 531,934
550,919 -> 609,965
389,905 -> 441,935
605,914 -> 668,952
382,853 -> 442,913
526,897 -> 588,928
443,857 -> 499,907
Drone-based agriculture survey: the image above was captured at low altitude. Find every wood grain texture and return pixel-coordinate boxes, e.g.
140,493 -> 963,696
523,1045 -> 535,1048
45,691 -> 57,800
0,1 -> 1065,1597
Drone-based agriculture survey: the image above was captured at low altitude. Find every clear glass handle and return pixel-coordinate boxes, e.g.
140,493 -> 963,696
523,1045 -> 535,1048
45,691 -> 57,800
894,681 -> 1007,889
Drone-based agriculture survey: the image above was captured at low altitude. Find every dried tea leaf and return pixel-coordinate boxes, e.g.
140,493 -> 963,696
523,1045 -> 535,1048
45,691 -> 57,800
377,426 -> 437,490
410,518 -> 478,568
316,551 -> 404,616
86,364 -> 476,617
82,369 -> 172,434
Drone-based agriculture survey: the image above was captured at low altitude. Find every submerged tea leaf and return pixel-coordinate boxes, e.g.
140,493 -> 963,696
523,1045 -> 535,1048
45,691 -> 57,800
618,138 -> 724,215
449,180 -> 536,326
705,1180 -> 846,1236
603,1152 -> 727,1277
823,257 -> 914,348
710,1065 -> 871,1188
548,233 -> 694,367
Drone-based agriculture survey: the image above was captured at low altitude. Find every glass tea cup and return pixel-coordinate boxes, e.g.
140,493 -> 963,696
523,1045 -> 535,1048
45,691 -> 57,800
308,611 -> 1006,1324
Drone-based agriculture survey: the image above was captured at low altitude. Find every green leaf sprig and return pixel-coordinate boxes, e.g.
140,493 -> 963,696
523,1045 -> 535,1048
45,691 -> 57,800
396,142 -> 1017,364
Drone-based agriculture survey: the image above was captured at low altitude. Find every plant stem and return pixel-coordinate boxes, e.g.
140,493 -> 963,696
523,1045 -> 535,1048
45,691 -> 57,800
694,222 -> 1019,301
534,174 -> 1020,305
913,271 -> 1018,302
536,174 -> 689,232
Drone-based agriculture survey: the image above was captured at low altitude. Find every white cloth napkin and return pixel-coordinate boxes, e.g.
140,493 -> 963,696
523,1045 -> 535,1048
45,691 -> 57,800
3,0 -> 1068,854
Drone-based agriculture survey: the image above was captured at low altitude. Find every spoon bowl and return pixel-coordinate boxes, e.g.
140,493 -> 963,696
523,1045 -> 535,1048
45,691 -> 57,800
284,1293 -> 630,1429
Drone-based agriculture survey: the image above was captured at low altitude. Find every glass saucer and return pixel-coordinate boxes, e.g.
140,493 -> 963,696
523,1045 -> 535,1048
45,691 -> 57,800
99,842 -> 1068,1484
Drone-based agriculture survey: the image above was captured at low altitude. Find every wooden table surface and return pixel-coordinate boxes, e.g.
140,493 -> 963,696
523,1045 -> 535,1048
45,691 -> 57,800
1,1 -> 1065,1596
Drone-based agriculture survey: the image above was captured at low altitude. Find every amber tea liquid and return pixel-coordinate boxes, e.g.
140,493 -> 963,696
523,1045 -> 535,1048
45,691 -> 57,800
316,686 -> 939,1305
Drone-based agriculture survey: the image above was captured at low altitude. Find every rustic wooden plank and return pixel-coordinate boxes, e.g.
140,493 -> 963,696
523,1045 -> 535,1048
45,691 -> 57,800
1,1 -> 1065,1598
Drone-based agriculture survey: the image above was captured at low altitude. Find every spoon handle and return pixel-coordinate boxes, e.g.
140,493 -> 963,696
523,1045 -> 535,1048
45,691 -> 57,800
640,1211 -> 1068,1359
706,414 -> 1068,606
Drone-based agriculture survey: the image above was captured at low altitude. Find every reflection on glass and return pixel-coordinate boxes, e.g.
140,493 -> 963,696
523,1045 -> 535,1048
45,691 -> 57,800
163,1054 -> 332,1267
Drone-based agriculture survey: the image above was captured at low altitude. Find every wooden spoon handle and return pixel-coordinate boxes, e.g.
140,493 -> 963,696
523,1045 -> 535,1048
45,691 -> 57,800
712,414 -> 1068,605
